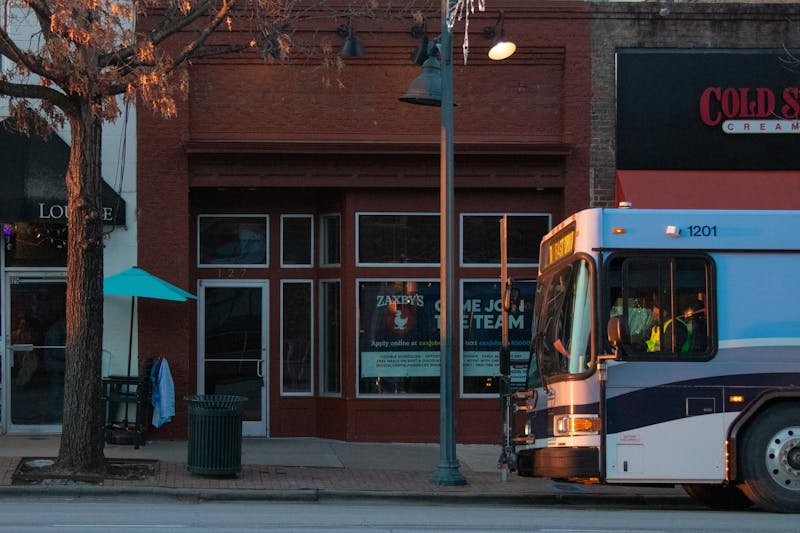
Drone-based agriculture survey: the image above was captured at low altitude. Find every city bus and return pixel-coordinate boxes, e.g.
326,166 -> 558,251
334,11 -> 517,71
509,207 -> 800,513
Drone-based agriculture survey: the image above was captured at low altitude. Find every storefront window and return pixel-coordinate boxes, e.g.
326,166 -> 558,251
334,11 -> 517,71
320,214 -> 340,266
198,215 -> 268,267
461,214 -> 550,266
358,280 -> 440,395
320,280 -> 341,395
281,215 -> 313,267
3,223 -> 67,268
461,280 -> 535,394
357,213 -> 439,265
281,281 -> 313,394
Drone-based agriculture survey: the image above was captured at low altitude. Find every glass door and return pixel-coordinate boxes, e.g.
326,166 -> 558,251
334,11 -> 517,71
5,274 -> 66,432
198,280 -> 268,436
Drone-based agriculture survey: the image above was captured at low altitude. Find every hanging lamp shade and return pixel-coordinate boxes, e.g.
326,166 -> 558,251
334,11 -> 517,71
488,34 -> 516,61
398,56 -> 442,107
485,11 -> 517,61
340,31 -> 365,58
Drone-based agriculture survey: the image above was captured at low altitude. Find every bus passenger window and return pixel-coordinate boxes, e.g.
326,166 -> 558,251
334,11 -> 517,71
607,255 -> 711,357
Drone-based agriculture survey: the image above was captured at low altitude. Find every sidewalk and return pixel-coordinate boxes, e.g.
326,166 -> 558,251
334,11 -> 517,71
0,436 -> 690,506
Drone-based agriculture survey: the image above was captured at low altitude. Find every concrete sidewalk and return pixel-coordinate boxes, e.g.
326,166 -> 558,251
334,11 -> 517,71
0,436 -> 691,506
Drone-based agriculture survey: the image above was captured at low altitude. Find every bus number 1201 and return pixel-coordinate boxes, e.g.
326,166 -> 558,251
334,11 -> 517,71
688,225 -> 717,237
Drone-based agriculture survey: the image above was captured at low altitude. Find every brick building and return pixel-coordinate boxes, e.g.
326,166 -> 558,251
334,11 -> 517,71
136,1 -> 591,442
135,1 -> 800,444
590,2 -> 800,208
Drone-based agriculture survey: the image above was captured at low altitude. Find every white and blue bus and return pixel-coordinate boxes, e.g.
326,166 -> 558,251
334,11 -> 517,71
513,207 -> 800,513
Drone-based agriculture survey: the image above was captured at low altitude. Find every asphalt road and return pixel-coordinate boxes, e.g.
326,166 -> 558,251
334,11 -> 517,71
0,496 -> 796,532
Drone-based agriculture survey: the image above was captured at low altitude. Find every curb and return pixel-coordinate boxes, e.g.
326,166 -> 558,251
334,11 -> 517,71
0,484 -> 694,508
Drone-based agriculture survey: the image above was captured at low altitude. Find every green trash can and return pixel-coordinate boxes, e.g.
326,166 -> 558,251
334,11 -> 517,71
186,395 -> 247,476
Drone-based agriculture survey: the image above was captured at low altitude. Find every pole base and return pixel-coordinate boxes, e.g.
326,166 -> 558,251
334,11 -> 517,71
431,463 -> 467,486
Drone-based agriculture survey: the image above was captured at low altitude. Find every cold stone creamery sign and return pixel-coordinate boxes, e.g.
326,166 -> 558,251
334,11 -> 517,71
699,87 -> 800,134
616,49 -> 800,170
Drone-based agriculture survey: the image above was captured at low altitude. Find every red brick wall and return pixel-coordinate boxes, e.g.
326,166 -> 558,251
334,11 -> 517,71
136,2 -> 591,442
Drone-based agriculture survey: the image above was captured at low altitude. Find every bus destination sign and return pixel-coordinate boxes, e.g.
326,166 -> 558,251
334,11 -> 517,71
541,223 -> 575,269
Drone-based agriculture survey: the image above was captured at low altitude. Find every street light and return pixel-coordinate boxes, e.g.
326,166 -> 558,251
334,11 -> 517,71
399,1 -> 465,486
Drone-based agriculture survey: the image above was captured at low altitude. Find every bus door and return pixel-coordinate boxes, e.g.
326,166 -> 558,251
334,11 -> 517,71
603,254 -> 722,483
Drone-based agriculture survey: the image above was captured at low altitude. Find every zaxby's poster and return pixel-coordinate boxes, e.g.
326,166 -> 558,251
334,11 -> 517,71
358,280 -> 535,395
359,281 -> 441,394
462,281 -> 535,393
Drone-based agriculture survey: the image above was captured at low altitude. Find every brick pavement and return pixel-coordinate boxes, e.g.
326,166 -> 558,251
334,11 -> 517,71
0,453 -> 691,507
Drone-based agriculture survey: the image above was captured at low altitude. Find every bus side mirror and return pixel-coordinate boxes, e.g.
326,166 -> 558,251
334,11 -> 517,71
503,281 -> 521,313
499,346 -> 511,376
607,316 -> 629,359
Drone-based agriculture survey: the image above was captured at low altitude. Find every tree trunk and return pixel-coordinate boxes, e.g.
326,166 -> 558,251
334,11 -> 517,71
55,100 -> 106,473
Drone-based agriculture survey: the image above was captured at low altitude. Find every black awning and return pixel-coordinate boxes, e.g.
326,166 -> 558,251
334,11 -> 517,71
0,120 -> 126,226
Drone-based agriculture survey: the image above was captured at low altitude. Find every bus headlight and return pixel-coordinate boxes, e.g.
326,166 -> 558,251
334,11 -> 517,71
554,414 -> 600,435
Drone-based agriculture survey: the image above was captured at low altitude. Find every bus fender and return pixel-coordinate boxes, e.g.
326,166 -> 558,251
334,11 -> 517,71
726,388 -> 800,482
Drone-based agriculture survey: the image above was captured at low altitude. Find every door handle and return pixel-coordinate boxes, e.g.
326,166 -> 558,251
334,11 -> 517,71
257,359 -> 264,379
9,344 -> 34,352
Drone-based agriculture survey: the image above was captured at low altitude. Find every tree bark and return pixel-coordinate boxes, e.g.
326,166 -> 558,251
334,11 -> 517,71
55,100 -> 106,473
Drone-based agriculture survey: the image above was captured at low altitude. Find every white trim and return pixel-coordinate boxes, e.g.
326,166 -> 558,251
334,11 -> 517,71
280,214 -> 314,268
280,279 -> 314,396
355,278 -> 439,399
719,337 -> 800,349
355,212 -> 440,267
459,212 -> 551,268
196,214 -> 269,269
197,278 -> 269,437
319,213 -> 341,268
318,278 -> 342,397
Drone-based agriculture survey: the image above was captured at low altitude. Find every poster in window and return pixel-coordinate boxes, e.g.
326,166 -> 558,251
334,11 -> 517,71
462,280 -> 535,393
358,281 -> 440,394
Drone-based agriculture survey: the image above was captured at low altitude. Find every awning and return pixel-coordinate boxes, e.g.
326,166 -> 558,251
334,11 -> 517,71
616,170 -> 800,210
0,121 -> 126,225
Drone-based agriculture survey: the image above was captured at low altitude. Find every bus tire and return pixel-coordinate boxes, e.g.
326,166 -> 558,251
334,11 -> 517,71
739,403 -> 800,513
681,484 -> 752,510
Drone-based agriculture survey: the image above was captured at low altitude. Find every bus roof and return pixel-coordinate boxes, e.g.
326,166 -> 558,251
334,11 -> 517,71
548,208 -> 800,253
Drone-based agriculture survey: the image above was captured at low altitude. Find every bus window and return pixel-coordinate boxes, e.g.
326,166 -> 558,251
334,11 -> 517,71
606,255 -> 711,358
529,258 -> 592,386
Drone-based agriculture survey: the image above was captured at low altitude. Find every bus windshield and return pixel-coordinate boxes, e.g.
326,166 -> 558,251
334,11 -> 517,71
528,257 -> 593,387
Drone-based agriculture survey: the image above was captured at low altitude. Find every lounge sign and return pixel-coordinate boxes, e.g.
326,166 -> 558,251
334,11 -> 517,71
617,49 -> 800,170
0,122 -> 126,225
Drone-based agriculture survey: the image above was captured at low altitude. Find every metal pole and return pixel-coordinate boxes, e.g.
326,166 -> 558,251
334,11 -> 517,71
431,0 -> 466,486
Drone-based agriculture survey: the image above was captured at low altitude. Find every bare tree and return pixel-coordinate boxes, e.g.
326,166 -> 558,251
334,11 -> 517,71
0,0 -> 368,475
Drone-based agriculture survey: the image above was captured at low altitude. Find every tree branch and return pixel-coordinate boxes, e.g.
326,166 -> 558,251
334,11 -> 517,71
0,80 -> 78,116
26,0 -> 55,41
0,27 -> 55,82
167,0 -> 237,72
99,0 -> 225,69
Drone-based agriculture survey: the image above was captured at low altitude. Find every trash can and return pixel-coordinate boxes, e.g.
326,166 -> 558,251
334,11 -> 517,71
185,395 -> 247,476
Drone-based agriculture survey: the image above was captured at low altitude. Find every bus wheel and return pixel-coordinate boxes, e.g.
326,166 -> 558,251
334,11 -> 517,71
682,484 -> 752,510
740,404 -> 800,513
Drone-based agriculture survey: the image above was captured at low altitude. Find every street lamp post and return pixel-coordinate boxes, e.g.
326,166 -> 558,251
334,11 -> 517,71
398,5 -> 462,486
401,2 -> 516,487
398,0 -> 508,487
430,0 -> 465,487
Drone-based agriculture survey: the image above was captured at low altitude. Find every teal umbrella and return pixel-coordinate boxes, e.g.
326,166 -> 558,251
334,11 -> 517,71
104,266 -> 196,380
104,266 -> 196,302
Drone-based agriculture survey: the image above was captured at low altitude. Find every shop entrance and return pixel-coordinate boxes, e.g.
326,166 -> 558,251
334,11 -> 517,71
4,274 -> 66,432
198,280 -> 268,436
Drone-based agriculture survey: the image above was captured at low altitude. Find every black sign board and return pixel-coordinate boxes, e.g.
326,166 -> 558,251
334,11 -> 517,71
617,48 -> 800,170
0,121 -> 126,225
